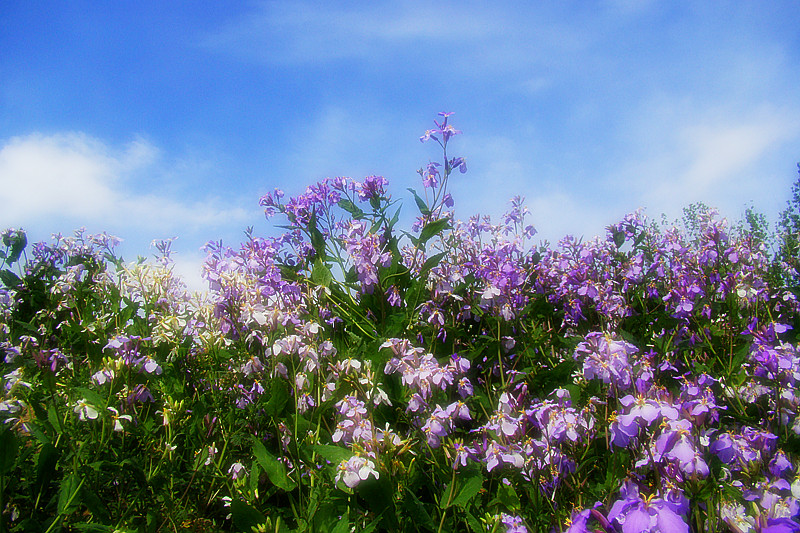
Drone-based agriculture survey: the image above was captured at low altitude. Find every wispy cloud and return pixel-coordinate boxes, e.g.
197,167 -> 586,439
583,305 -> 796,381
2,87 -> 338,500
204,2 -> 508,64
201,0 -> 593,77
617,103 -> 800,225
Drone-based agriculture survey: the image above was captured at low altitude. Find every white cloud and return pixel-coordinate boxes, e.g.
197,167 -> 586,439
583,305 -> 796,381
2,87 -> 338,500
169,250 -> 210,294
0,133 -> 121,221
0,132 -> 251,253
615,103 -> 800,226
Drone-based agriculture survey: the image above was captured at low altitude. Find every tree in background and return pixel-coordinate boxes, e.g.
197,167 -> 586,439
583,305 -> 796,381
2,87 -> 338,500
777,163 -> 800,285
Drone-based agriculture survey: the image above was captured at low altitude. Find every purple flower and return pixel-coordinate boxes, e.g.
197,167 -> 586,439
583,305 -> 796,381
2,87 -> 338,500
422,411 -> 450,448
448,156 -> 467,174
607,482 -> 689,533
419,112 -> 461,144
565,504 -> 612,533
711,428 -> 777,470
574,332 -> 637,393
357,175 -> 389,200
484,442 -> 523,472
499,513 -> 527,533
421,162 -> 440,188
620,394 -> 661,424
449,440 -> 473,469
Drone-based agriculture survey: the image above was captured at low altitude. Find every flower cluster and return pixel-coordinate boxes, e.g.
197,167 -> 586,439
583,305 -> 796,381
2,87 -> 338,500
4,114 -> 800,532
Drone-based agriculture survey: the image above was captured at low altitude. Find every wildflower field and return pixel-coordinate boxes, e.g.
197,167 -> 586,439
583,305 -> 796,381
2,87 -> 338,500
2,114 -> 800,532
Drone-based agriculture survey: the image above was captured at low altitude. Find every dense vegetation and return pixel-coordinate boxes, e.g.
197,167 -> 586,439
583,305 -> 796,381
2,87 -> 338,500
2,114 -> 800,532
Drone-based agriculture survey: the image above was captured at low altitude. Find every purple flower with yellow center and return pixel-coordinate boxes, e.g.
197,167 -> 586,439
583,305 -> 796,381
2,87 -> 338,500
421,162 -> 440,188
619,394 -> 661,425
484,441 -> 523,472
643,418 -> 709,476
711,427 -> 777,470
422,411 -> 450,448
449,440 -> 473,469
607,482 -> 689,533
609,410 -> 641,448
564,503 -> 612,533
499,513 -> 527,533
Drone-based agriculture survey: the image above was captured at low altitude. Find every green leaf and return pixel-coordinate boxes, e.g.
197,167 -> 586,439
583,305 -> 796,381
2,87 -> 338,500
0,427 -> 18,473
418,218 -> 450,246
345,266 -> 359,284
278,263 -> 301,282
465,511 -> 484,533
252,437 -> 296,491
419,252 -> 446,278
402,231 -> 420,250
230,500 -> 266,532
264,378 -> 289,418
369,218 -> 384,236
493,482 -> 520,511
357,476 -> 397,529
403,491 -> 436,531
249,460 -> 261,495
388,206 -> 402,232
308,210 -> 328,260
47,404 -> 63,435
330,512 -> 350,533
34,443 -> 59,496
612,228 -> 625,249
407,188 -> 431,217
58,473 -> 84,515
0,269 -> 21,288
449,473 -> 484,508
74,387 -> 108,409
4,229 -> 27,264
80,487 -> 111,524
311,444 -> 353,465
312,259 -> 333,287
338,198 -> 365,219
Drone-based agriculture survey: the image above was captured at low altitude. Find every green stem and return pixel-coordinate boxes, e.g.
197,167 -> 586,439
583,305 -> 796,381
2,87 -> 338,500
43,478 -> 85,533
437,468 -> 457,533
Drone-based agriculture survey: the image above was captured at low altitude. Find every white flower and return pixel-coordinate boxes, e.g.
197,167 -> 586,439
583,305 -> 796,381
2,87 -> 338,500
4,368 -> 31,391
74,399 -> 99,421
201,444 -> 218,466
335,456 -> 379,489
228,462 -> 247,480
92,368 -> 115,385
141,357 -> 162,375
107,407 -> 132,431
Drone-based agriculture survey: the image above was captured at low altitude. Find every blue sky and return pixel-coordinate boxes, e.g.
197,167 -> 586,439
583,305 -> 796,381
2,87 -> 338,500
2,1 -> 799,289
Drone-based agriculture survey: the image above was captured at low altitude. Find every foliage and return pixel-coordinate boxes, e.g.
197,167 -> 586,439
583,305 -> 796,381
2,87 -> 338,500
777,164 -> 800,286
2,114 -> 800,533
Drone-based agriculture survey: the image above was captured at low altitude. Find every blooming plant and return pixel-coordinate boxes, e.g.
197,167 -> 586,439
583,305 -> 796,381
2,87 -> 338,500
1,114 -> 800,533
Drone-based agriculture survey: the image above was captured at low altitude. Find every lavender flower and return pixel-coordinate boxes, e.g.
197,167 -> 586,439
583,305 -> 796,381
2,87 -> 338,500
607,481 -> 689,533
335,456 -> 379,489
